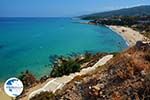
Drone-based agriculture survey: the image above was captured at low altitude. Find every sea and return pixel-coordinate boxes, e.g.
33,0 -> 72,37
0,17 -> 128,81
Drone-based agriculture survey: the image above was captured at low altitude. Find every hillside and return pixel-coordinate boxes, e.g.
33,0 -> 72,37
81,5 -> 150,20
55,42 -> 150,100
31,41 -> 150,100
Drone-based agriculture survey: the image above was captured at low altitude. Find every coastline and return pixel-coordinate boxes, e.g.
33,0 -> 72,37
80,21 -> 149,47
0,23 -> 149,100
106,25 -> 129,46
107,25 -> 149,47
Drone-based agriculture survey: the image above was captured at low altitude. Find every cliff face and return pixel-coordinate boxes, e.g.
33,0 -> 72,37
55,42 -> 150,100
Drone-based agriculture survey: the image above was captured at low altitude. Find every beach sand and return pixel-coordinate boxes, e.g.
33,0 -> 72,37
108,25 -> 149,46
0,88 -> 12,100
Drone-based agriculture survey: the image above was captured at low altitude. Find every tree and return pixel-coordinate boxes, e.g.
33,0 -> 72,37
18,70 -> 37,88
50,59 -> 81,77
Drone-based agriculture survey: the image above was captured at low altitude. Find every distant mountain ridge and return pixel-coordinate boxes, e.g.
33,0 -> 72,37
80,5 -> 150,19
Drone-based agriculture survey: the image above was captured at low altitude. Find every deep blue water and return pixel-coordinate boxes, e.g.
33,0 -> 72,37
0,18 -> 128,81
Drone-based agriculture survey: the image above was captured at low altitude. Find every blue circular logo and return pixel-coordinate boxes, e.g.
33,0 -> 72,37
4,77 -> 23,97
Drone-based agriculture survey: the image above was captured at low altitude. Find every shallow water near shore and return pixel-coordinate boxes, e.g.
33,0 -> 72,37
0,18 -> 128,81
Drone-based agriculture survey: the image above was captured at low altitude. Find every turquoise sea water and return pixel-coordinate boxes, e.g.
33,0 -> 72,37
0,18 -> 128,81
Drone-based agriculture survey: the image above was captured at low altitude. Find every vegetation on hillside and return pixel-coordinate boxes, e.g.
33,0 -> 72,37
87,15 -> 150,39
19,52 -> 109,99
80,5 -> 150,39
50,52 -> 108,77
17,70 -> 38,99
50,58 -> 81,77
80,5 -> 150,20
18,70 -> 38,88
30,42 -> 150,100
54,42 -> 150,100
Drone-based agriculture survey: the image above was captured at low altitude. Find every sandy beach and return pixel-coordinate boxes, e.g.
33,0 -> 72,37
0,88 -> 11,100
108,25 -> 149,46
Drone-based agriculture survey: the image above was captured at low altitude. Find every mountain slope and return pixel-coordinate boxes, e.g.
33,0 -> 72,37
30,41 -> 150,100
81,5 -> 150,19
55,42 -> 150,100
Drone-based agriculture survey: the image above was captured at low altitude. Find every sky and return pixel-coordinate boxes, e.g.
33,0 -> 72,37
0,0 -> 150,17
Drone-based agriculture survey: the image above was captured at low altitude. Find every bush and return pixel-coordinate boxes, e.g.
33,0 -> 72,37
18,70 -> 37,88
50,59 -> 81,77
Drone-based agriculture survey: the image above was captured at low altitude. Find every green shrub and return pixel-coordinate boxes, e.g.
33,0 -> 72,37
50,59 -> 81,77
18,70 -> 37,88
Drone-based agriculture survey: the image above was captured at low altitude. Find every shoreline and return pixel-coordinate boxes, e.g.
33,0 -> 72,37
107,25 -> 149,47
79,21 -> 148,47
0,24 -> 148,100
106,25 -> 130,46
